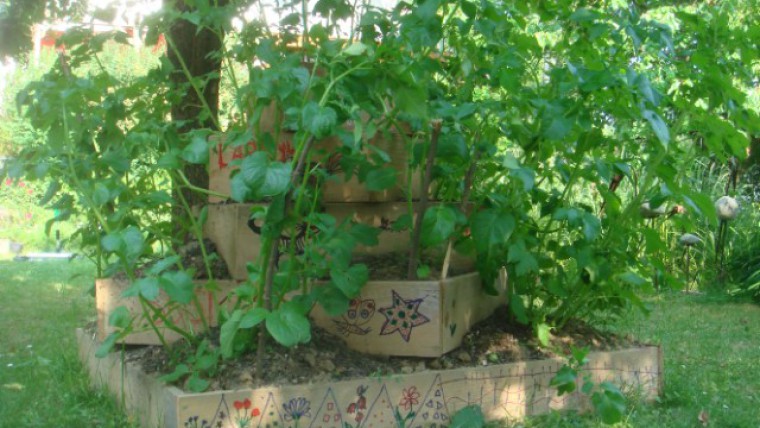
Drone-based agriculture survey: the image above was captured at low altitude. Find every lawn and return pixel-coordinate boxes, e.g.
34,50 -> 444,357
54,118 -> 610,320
0,260 -> 136,427
1,260 -> 758,427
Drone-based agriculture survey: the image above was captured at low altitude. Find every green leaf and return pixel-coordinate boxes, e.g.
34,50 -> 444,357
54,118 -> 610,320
536,323 -> 551,347
95,332 -> 119,358
364,167 -> 397,191
507,241 -> 538,276
302,102 -> 337,139
317,287 -> 351,316
619,271 -> 647,287
147,255 -> 181,276
343,42 -> 368,56
181,136 -> 210,164
186,373 -> 210,392
101,233 -> 123,253
122,226 -> 144,261
509,295 -> 528,324
642,110 -> 669,148
544,115 -> 574,140
92,182 -> 111,206
161,271 -> 195,304
108,305 -> 130,329
592,387 -> 626,424
421,205 -> 457,247
260,162 -> 292,196
134,278 -> 160,301
550,365 -> 578,395
331,264 -> 369,297
581,213 -> 601,241
230,173 -> 254,202
349,223 -> 380,246
240,152 -> 269,187
470,209 -> 515,254
239,308 -> 268,329
158,364 -> 190,383
266,305 -> 311,347
450,405 -> 484,428
416,264 -> 431,279
219,310 -> 242,358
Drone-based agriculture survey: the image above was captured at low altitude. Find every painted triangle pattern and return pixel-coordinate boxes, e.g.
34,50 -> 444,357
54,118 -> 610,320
409,375 -> 449,428
308,387 -> 344,428
255,392 -> 284,428
360,384 -> 395,428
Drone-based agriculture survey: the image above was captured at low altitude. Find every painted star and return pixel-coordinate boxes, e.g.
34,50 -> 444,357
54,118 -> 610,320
378,290 -> 430,342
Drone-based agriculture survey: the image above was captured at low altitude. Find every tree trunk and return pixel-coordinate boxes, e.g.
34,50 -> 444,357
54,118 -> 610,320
167,0 -> 226,241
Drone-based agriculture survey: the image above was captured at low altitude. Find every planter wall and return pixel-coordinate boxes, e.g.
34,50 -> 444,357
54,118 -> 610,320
311,271 -> 508,358
204,202 -> 467,280
208,131 -> 420,204
96,278 -> 239,345
204,203 -> 264,280
78,329 -> 663,428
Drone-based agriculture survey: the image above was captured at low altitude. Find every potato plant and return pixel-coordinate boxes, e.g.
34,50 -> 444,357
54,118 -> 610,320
3,0 -> 758,396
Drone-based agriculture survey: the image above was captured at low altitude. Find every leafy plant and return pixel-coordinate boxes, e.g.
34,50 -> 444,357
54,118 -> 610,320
550,347 -> 626,425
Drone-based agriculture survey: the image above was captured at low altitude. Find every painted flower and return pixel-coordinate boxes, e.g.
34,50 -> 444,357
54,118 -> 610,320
399,386 -> 420,412
283,397 -> 311,421
234,398 -> 252,410
232,398 -> 257,428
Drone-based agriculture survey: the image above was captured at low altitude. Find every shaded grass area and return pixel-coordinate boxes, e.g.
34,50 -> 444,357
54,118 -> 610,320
504,292 -> 760,427
0,260 -> 136,427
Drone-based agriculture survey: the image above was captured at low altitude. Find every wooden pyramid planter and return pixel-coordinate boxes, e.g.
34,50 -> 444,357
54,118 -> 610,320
77,328 -> 663,428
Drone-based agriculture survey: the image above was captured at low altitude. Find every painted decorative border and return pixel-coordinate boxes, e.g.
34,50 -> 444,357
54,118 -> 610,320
77,329 -> 662,428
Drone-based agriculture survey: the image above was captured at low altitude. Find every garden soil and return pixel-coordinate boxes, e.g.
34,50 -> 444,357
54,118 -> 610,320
120,307 -> 641,393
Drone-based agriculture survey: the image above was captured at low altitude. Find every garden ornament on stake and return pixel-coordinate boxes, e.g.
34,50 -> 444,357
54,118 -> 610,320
678,233 -> 701,289
714,196 -> 739,276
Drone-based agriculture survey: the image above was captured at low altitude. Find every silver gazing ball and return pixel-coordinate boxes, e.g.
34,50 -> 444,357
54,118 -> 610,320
678,233 -> 701,246
714,196 -> 740,221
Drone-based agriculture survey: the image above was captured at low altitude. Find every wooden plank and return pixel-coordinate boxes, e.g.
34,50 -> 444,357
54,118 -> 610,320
203,203 -> 265,280
440,269 -> 508,354
311,278 -> 444,357
310,273 -> 505,357
96,278 -> 239,345
76,328 -> 172,428
78,329 -> 662,427
171,346 -> 662,427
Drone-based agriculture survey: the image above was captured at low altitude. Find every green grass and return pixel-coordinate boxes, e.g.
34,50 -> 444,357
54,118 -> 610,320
1,261 -> 759,427
0,260 -> 136,427
504,292 -> 760,427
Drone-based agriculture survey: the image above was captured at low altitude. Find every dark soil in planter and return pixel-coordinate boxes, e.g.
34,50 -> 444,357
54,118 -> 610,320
118,309 -> 643,393
351,251 -> 472,280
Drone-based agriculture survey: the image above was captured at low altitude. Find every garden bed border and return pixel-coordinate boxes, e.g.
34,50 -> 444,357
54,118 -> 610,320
77,329 -> 663,428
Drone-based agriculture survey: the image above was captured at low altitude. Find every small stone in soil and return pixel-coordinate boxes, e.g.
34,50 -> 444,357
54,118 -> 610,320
456,351 -> 472,363
303,353 -> 317,368
318,359 -> 336,372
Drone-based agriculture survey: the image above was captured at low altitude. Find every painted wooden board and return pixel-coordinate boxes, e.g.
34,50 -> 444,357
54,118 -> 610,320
208,133 -> 297,204
96,278 -> 239,345
203,203 -> 265,280
310,271 -> 508,357
208,130 -> 420,204
78,329 -> 662,428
